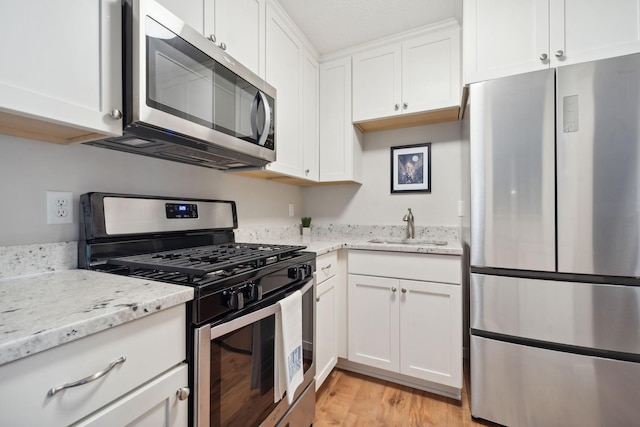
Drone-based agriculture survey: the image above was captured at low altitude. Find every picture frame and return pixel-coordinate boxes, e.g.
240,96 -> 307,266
390,143 -> 431,193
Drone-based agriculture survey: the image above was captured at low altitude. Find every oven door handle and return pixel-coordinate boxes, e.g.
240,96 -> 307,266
208,279 -> 314,340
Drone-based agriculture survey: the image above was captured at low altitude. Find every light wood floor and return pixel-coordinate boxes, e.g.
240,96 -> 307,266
314,367 -> 501,427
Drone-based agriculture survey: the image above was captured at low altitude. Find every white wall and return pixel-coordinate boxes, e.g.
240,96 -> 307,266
302,120 -> 463,226
0,134 -> 302,246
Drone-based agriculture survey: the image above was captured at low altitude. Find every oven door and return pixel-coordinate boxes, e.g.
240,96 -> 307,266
194,279 -> 315,427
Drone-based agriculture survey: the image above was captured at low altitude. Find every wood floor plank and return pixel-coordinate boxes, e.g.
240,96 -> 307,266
375,382 -> 411,426
315,367 -> 502,427
314,370 -> 364,426
347,372 -> 388,424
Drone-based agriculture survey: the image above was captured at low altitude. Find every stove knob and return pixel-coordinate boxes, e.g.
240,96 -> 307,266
303,264 -> 313,277
225,290 -> 245,310
247,283 -> 263,301
288,266 -> 303,280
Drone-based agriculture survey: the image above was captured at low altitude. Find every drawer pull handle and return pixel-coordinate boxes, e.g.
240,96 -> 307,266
47,356 -> 126,397
321,264 -> 332,271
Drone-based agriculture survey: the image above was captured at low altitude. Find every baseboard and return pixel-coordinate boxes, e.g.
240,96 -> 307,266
335,358 -> 462,401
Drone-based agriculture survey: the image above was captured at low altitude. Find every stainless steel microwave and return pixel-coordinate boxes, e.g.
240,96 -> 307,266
86,0 -> 276,170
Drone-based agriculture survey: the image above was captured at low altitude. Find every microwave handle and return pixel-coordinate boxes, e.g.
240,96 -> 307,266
251,91 -> 271,146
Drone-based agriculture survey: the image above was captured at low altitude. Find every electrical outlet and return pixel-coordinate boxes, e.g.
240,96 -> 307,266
47,191 -> 73,224
288,203 -> 295,217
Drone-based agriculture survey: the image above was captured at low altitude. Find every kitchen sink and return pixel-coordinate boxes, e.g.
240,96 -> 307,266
367,238 -> 448,246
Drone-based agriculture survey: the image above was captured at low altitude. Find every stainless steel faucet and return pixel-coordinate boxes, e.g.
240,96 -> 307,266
403,208 -> 415,239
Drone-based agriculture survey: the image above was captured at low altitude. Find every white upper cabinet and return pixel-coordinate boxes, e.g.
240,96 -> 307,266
464,0 -> 640,83
352,44 -> 402,122
463,0 -> 549,83
204,0 -> 265,76
263,1 -> 319,181
402,30 -> 462,113
158,0 -> 264,76
302,51 -> 320,181
551,0 -> 640,66
0,0 -> 122,143
156,0 -> 207,33
352,21 -> 461,124
319,57 -> 363,183
265,4 -> 303,177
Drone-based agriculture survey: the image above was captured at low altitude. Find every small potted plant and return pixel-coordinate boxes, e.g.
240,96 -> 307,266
301,217 -> 312,237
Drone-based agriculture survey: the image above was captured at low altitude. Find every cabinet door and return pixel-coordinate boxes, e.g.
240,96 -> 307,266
402,29 -> 461,114
265,5 -> 303,177
315,276 -> 337,390
301,50 -> 319,181
463,0 -> 549,83
156,0 -> 207,34
74,364 -> 189,427
347,274 -> 399,371
352,44 -> 402,122
399,280 -> 462,388
0,0 -> 122,141
205,0 -> 264,76
549,0 -> 640,66
319,57 -> 363,183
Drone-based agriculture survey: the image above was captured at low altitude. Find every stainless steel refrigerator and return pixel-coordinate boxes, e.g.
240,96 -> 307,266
470,54 -> 640,427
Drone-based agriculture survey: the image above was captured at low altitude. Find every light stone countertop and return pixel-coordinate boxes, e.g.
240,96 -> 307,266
0,270 -> 193,366
238,236 -> 463,257
235,224 -> 463,256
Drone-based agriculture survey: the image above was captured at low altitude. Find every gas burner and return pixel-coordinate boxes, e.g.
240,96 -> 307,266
106,243 -> 307,279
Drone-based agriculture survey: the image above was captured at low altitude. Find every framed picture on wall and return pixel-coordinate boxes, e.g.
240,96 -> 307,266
390,143 -> 431,193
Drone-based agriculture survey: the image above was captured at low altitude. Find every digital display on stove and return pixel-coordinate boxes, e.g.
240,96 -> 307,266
165,203 -> 198,219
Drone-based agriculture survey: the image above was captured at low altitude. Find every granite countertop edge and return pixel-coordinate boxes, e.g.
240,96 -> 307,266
0,270 -> 193,367
267,237 -> 463,257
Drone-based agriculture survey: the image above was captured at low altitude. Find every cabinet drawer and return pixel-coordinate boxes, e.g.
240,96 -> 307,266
348,250 -> 460,284
0,304 -> 186,426
74,363 -> 189,427
316,251 -> 338,284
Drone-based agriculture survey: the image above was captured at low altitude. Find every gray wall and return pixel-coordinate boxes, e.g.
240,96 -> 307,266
0,134 -> 302,246
1,120 -> 465,247
301,120 -> 463,227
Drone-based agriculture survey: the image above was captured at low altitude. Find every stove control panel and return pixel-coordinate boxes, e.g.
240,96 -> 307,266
165,203 -> 198,219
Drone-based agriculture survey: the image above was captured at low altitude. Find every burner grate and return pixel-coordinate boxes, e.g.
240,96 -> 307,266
106,243 -> 306,278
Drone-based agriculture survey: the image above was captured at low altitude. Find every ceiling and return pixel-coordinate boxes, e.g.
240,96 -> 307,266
276,0 -> 462,57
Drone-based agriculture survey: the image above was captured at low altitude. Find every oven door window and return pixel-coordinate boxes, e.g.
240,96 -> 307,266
144,17 -> 272,147
210,315 -> 276,427
208,285 -> 314,427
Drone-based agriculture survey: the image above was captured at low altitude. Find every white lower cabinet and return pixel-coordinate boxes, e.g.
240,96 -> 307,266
347,250 -> 462,393
314,251 -> 339,390
315,276 -> 338,390
0,305 -> 188,426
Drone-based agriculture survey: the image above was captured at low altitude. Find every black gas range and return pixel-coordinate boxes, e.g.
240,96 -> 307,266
78,193 -> 317,427
78,192 -> 314,324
